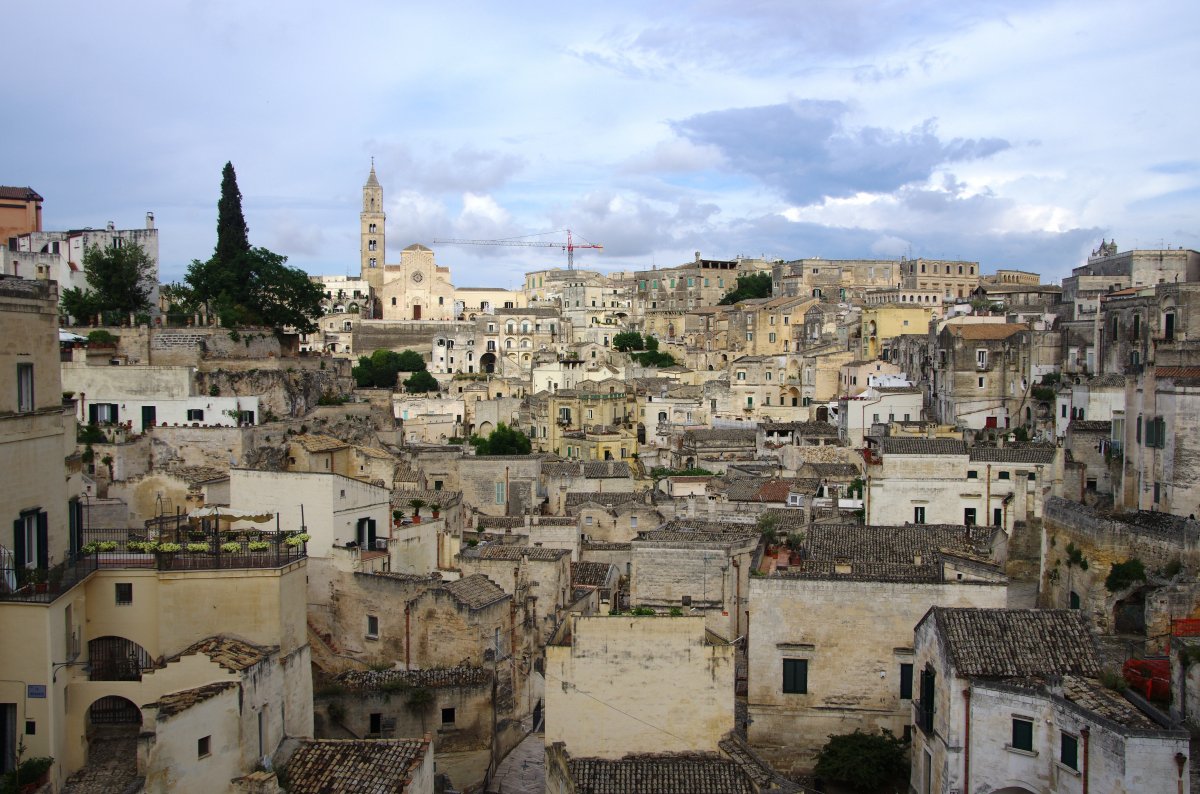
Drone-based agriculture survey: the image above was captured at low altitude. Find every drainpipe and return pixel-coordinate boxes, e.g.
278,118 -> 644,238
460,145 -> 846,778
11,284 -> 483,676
404,604 -> 411,670
732,558 -> 741,640
985,464 -> 991,526
1081,726 -> 1090,794
962,688 -> 971,793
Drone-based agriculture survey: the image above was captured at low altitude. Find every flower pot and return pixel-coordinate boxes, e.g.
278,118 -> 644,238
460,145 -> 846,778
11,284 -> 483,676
431,510 -> 440,519
412,515 -> 421,524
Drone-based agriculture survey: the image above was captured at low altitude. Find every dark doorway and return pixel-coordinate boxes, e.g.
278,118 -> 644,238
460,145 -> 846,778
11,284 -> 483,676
141,405 -> 156,430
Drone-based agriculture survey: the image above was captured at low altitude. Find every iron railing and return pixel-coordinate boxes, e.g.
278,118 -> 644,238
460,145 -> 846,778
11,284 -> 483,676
0,526 -> 307,603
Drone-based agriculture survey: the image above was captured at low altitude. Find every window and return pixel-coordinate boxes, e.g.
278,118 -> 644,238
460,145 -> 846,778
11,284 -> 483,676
1062,404 -> 1067,418
585,516 -> 593,526
978,377 -> 985,388
1069,590 -> 1081,609
1060,732 -> 1078,770
976,349 -> 987,368
1011,717 -> 1033,752
998,471 -> 1010,480
440,707 -> 457,726
495,482 -> 506,505
17,363 -> 33,412
900,663 -> 913,700
369,713 -> 382,734
630,516 -> 638,529
967,470 -> 978,479
736,371 -> 746,381
964,508 -> 977,526
782,659 -> 808,694
913,506 -> 925,524
366,615 -> 379,639
186,409 -> 204,422
115,583 -> 132,606
198,736 -> 211,758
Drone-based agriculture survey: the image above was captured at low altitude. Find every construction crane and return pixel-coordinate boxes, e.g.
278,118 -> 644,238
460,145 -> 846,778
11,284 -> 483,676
432,229 -> 602,270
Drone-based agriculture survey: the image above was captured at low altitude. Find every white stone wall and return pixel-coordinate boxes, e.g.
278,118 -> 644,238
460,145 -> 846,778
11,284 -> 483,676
544,616 -> 734,758
748,575 -> 1006,775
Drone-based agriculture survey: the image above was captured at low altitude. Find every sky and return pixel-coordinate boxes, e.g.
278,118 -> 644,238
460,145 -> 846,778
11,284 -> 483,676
6,1 -> 1199,287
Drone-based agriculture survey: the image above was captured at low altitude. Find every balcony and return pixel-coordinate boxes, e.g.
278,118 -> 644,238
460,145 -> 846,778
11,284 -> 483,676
0,524 -> 307,603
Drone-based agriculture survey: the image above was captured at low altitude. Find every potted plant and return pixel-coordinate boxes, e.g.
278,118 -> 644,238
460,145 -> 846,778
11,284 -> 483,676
430,503 -> 441,519
186,542 -> 211,553
392,509 -> 403,527
220,541 -> 241,554
409,499 -> 426,524
156,542 -> 182,568
285,533 -> 310,548
248,540 -> 270,552
127,540 -> 155,554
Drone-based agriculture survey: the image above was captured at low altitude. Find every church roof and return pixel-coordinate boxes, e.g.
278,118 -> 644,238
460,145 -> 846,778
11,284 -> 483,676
404,243 -> 432,252
365,164 -> 380,188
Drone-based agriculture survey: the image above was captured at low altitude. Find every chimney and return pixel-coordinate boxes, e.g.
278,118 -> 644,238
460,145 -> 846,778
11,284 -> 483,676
146,212 -> 155,229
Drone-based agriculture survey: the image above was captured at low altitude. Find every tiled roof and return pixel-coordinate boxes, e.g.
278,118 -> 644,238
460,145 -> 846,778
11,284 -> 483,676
356,446 -> 395,460
336,666 -> 491,691
441,573 -> 509,609
946,323 -> 1028,340
176,636 -> 271,672
582,461 -> 633,479
968,446 -> 1056,463
460,544 -> 571,561
683,428 -> 757,444
931,608 -> 1100,678
391,489 -> 459,508
1068,420 -> 1112,433
147,681 -> 237,719
582,541 -> 632,551
1060,675 -> 1156,728
1155,366 -> 1200,380
476,516 -> 525,529
759,421 -> 840,436
567,754 -> 755,794
0,186 -> 42,201
806,463 -> 861,478
565,491 -> 645,512
1086,373 -> 1127,387
285,739 -> 430,794
637,519 -> 758,544
802,524 -> 996,566
572,561 -> 614,588
878,438 -> 967,456
293,433 -> 350,452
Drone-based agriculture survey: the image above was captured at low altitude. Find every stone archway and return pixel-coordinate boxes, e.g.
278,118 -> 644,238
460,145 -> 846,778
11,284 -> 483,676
68,696 -> 142,791
479,352 -> 496,374
816,405 -> 829,422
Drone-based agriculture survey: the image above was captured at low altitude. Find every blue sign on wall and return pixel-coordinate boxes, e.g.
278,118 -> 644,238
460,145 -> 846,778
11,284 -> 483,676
27,685 -> 46,699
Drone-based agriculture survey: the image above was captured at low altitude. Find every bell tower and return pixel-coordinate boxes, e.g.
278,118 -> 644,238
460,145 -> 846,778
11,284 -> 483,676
361,160 -> 386,294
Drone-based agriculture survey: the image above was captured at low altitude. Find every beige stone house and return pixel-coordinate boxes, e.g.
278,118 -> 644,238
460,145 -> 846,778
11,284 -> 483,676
746,523 -> 1007,775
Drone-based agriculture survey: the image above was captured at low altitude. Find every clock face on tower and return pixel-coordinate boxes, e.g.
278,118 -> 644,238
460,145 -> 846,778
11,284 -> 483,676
411,271 -> 424,283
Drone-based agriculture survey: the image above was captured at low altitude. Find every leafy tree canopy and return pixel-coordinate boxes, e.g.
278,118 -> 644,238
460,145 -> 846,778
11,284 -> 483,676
815,730 -> 909,791
185,163 -> 321,333
469,423 -> 532,455
353,349 -> 428,389
403,370 -> 440,393
612,331 -> 645,352
718,272 -> 772,305
61,241 -> 156,323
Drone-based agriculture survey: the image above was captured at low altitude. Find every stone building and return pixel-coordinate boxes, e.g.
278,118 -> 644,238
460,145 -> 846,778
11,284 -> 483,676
457,544 -> 572,645
745,524 -> 1007,774
911,607 -> 1189,794
284,737 -> 434,794
545,615 -> 735,758
0,184 -> 42,245
932,321 -> 1032,429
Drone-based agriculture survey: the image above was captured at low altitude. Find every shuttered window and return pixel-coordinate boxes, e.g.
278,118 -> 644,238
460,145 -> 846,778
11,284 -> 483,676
782,659 -> 808,694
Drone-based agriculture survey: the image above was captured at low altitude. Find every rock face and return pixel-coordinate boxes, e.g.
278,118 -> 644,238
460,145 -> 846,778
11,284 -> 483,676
194,368 -> 355,418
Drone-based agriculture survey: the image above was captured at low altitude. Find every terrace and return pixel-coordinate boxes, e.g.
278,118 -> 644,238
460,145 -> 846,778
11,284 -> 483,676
0,513 -> 307,604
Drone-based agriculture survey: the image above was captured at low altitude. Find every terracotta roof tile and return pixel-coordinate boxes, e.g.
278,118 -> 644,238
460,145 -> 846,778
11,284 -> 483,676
572,561 -> 615,588
285,738 -> 430,793
946,323 -> 1028,340
460,544 -> 571,562
146,681 -> 236,719
440,573 -> 509,609
293,434 -> 350,453
878,438 -> 968,456
931,608 -> 1100,678
968,446 -> 1056,463
176,636 -> 272,672
337,666 -> 491,691
567,754 -> 755,793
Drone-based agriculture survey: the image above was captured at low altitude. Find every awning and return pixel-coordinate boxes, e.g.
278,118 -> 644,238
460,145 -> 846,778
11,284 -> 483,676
187,507 -> 275,523
59,329 -> 86,342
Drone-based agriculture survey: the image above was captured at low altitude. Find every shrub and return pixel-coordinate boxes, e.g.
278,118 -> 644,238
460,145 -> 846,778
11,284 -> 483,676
815,730 -> 908,791
1106,558 -> 1146,592
631,607 -> 656,616
87,329 -> 118,345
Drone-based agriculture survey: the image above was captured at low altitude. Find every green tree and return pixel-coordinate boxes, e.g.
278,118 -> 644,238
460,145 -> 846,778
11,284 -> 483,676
60,287 -> 98,325
185,163 -> 322,333
612,331 -> 644,352
353,349 -> 427,388
718,272 -> 772,305
65,241 -> 155,322
815,730 -> 908,791
403,370 -> 439,393
469,423 -> 532,455
215,161 -> 250,273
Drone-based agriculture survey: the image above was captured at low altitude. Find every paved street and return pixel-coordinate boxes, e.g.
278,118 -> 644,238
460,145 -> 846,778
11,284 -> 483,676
491,729 -> 545,794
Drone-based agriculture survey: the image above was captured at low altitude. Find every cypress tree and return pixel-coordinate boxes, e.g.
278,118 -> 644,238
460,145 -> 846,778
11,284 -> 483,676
214,161 -> 250,269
